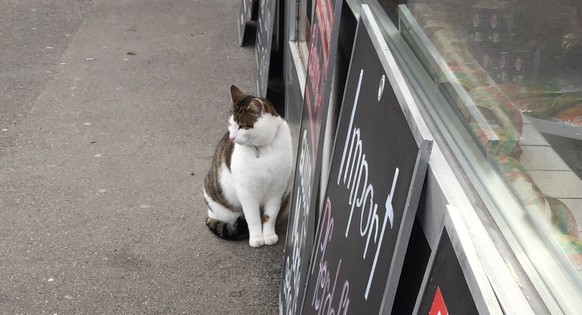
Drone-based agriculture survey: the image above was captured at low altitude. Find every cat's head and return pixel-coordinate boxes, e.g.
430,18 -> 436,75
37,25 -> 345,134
227,85 -> 280,146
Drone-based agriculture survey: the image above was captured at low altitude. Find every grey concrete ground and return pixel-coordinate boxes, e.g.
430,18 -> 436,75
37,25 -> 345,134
0,0 -> 284,314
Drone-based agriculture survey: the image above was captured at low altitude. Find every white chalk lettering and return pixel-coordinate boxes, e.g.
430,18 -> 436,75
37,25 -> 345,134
335,69 -> 400,300
283,130 -> 312,315
365,168 -> 399,298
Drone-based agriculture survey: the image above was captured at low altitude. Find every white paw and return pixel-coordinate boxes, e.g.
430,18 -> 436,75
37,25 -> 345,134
264,233 -> 278,246
249,237 -> 265,248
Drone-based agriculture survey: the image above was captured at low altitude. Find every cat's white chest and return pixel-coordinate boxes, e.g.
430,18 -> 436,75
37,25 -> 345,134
232,143 -> 290,176
229,124 -> 292,202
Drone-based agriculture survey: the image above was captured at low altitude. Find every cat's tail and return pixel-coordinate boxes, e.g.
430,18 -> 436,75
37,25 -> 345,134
205,216 -> 249,240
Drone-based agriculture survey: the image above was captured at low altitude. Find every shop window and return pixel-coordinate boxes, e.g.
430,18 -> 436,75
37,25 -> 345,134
370,0 -> 582,310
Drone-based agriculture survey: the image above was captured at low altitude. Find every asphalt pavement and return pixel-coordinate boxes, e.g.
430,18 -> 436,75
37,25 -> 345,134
0,1 -> 284,314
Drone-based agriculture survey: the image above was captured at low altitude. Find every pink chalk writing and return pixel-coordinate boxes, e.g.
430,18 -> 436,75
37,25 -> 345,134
310,198 -> 350,315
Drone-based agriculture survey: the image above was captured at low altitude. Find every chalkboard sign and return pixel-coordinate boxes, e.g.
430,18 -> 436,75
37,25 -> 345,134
413,205 -> 504,314
300,6 -> 432,314
416,229 -> 479,315
238,0 -> 258,46
280,0 -> 343,314
255,0 -> 277,97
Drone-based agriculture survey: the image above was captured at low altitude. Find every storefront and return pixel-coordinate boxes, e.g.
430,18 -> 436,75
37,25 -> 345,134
244,0 -> 582,313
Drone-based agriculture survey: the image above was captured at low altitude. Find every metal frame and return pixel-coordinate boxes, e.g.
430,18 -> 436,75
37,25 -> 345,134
353,9 -> 435,314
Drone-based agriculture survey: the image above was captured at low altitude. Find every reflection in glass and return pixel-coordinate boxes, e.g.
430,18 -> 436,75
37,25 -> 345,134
400,0 -> 582,276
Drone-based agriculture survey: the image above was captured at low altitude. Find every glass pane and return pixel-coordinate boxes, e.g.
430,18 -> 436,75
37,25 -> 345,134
388,0 -> 582,281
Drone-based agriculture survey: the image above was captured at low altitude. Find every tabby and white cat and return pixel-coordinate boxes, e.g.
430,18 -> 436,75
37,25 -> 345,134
203,85 -> 292,248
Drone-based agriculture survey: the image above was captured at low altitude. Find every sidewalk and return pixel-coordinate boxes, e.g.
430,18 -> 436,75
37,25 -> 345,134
0,1 -> 283,313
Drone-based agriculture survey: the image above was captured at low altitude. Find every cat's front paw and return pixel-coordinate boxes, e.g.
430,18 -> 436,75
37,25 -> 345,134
264,233 -> 278,246
249,237 -> 265,248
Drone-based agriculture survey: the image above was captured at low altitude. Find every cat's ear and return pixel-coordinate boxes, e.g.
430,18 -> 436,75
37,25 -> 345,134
247,98 -> 265,114
230,85 -> 246,103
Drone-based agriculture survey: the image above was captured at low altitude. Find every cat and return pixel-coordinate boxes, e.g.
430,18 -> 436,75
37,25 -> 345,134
203,85 -> 293,248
